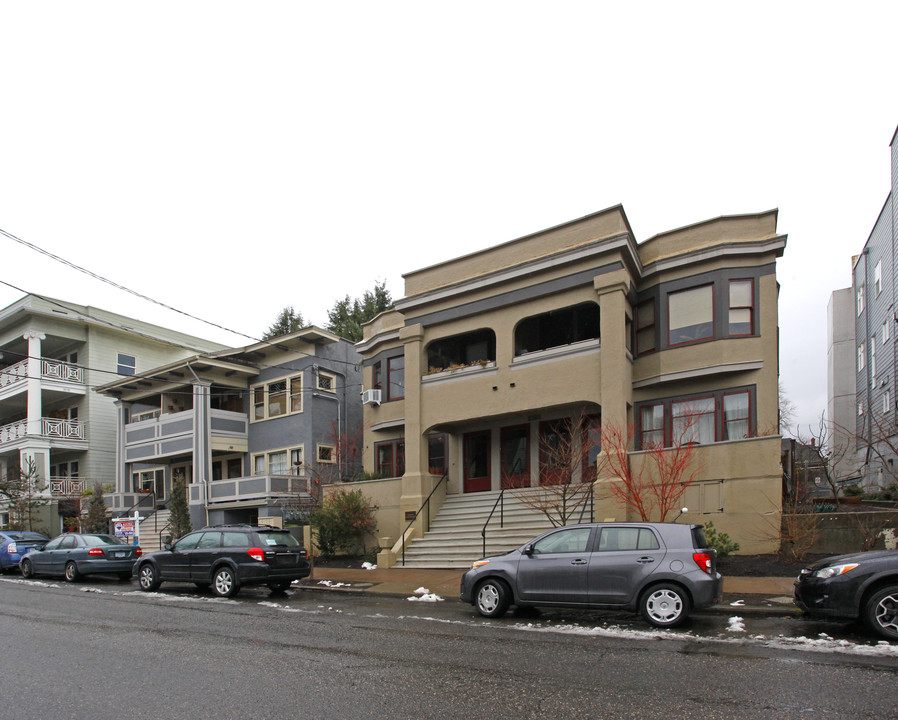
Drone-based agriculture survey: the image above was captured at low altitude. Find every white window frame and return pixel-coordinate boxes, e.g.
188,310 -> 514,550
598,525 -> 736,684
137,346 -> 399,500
252,445 -> 305,475
858,343 -> 865,372
317,443 -> 337,464
884,390 -> 891,415
316,369 -> 337,392
857,284 -> 865,316
874,261 -> 882,296
117,353 -> 136,376
883,320 -> 891,344
250,373 -> 303,422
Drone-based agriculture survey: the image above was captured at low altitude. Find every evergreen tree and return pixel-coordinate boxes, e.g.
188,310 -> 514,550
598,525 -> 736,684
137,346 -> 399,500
168,475 -> 192,540
84,483 -> 110,533
263,306 -> 305,339
325,280 -> 393,342
0,459 -> 49,532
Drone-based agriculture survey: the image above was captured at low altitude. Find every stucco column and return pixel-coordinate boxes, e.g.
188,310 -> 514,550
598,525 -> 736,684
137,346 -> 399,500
191,380 -> 212,517
23,330 -> 45,438
398,324 -> 431,532
595,273 -> 633,434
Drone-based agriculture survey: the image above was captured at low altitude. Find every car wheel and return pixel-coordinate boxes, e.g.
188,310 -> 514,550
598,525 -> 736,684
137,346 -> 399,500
137,563 -> 161,591
268,580 -> 292,593
475,578 -> 511,618
212,567 -> 239,598
20,559 -> 34,579
640,583 -> 691,628
864,585 -> 898,640
64,561 -> 80,582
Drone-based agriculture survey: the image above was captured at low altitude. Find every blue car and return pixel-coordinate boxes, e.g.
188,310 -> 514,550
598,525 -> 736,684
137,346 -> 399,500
0,531 -> 48,572
20,533 -> 141,582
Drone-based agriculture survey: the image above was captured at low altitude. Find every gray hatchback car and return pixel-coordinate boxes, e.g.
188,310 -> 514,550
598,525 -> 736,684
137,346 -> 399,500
460,522 -> 722,627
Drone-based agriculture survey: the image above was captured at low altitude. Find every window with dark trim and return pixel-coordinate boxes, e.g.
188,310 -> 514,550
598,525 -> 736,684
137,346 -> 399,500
375,439 -> 405,477
636,300 -> 656,355
387,356 -> 404,400
515,303 -> 599,357
636,387 -> 755,450
639,404 -> 665,448
427,434 -> 447,475
728,279 -> 754,336
668,285 -> 713,346
723,391 -> 750,440
372,362 -> 382,391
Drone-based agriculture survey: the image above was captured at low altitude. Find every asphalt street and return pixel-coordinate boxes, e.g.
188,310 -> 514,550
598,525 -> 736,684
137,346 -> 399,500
2,575 -> 897,720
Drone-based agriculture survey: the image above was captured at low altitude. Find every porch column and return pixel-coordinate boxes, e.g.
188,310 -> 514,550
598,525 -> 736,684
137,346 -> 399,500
595,272 -> 633,434
398,324 -> 430,530
192,380 -> 212,518
23,330 -> 45,438
113,400 -> 128,494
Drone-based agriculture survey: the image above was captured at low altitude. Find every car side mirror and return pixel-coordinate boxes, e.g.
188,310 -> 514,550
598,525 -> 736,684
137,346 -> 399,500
163,537 -> 173,551
523,544 -> 534,556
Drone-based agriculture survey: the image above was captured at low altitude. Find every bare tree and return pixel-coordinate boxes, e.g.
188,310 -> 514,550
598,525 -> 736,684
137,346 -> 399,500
511,413 -> 597,527
598,413 -> 703,522
0,458 -> 49,532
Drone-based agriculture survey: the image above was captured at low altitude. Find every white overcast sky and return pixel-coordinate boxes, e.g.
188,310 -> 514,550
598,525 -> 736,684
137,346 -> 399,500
1,2 -> 897,433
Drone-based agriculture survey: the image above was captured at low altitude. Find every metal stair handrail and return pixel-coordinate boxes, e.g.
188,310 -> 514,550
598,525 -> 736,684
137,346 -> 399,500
123,492 -> 158,536
481,488 -> 507,558
400,473 -> 449,566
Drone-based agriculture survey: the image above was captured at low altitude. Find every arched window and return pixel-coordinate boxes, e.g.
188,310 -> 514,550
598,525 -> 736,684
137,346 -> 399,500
515,302 -> 600,357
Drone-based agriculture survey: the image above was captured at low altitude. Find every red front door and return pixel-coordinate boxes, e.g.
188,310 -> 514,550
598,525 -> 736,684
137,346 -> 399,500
463,430 -> 491,493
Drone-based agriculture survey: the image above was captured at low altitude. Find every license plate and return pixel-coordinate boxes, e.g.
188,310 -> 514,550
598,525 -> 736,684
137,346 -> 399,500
114,551 -> 126,558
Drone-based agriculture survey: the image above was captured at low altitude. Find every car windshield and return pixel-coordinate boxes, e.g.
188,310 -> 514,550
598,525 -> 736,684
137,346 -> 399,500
257,531 -> 300,547
82,534 -> 127,546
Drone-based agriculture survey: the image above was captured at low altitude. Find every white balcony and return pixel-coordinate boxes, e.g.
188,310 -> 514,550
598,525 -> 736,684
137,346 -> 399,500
0,358 -> 84,390
0,417 -> 87,445
190,474 -> 310,506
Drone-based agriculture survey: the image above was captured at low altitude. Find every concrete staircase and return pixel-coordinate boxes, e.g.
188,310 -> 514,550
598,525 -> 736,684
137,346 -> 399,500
135,509 -> 171,553
397,490 -> 558,569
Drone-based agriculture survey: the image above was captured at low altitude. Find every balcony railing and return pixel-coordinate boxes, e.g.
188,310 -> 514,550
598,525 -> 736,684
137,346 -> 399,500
0,358 -> 84,389
0,360 -> 28,388
189,474 -> 309,505
42,359 -> 84,384
0,418 -> 87,443
50,478 -> 85,496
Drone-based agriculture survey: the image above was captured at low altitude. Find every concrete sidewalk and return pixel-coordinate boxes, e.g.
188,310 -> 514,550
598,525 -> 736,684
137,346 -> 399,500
297,566 -> 797,614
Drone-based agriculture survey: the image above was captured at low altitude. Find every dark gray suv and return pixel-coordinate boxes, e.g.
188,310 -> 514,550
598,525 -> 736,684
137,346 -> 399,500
460,522 -> 722,627
135,525 -> 310,598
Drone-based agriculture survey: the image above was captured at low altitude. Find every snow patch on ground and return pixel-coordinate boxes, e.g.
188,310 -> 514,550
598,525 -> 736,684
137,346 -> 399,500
0,577 -> 61,589
318,580 -> 351,588
407,587 -> 444,602
727,616 -> 746,632
362,562 -> 377,570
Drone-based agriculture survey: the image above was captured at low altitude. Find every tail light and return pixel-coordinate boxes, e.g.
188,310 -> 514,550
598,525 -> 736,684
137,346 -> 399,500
7,542 -> 17,553
247,547 -> 265,562
88,548 -> 105,557
693,552 -> 712,574
134,547 -> 142,557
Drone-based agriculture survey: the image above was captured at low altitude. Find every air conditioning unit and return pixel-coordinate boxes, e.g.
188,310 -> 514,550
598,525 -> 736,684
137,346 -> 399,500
361,389 -> 382,406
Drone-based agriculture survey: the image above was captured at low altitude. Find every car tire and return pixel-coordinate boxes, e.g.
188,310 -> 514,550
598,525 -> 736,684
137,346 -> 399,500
864,585 -> 898,640
268,580 -> 292,593
475,578 -> 511,618
137,563 -> 161,592
640,583 -> 691,628
211,566 -> 239,598
21,559 -> 34,579
64,561 -> 80,582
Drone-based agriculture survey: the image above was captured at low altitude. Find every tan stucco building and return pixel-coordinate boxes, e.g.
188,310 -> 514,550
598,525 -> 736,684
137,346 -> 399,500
351,206 -> 786,563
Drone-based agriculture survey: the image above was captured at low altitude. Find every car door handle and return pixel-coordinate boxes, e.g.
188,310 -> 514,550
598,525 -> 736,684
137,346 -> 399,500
636,557 -> 656,564
570,559 -> 588,565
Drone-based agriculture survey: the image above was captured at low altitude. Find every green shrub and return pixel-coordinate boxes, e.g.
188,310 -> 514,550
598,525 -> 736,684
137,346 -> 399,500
310,489 -> 378,558
702,521 -> 740,557
843,484 -> 864,497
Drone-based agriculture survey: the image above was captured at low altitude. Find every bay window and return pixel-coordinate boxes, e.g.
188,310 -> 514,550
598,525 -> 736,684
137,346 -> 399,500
668,285 -> 713,346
